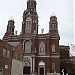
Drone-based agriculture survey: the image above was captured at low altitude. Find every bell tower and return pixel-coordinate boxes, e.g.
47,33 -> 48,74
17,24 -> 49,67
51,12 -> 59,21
22,0 -> 38,35
49,15 -> 58,35
4,17 -> 15,36
27,0 -> 36,11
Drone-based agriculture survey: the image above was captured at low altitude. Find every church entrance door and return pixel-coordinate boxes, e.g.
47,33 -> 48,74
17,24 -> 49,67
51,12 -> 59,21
23,66 -> 31,74
40,67 -> 44,75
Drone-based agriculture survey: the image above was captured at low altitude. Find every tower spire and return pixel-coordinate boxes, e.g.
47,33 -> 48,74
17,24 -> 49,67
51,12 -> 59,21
4,17 -> 15,36
49,14 -> 58,35
22,0 -> 38,35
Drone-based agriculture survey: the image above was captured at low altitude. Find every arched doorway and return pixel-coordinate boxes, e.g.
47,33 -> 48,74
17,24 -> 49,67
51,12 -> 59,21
23,57 -> 31,75
38,61 -> 45,75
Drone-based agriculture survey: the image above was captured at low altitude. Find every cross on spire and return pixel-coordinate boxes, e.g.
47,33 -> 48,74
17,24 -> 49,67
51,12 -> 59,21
51,12 -> 55,16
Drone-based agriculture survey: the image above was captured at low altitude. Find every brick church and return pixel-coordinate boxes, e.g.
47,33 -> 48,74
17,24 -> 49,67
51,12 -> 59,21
0,0 -> 72,75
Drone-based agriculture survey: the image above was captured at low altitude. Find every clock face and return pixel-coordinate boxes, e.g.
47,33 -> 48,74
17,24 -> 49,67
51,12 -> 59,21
26,16 -> 32,21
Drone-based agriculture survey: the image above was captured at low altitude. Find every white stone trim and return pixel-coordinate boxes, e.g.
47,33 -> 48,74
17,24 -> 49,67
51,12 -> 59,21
50,55 -> 60,58
49,73 -> 60,75
36,56 -> 50,57
50,38 -> 59,39
36,55 -> 60,58
37,38 -> 47,39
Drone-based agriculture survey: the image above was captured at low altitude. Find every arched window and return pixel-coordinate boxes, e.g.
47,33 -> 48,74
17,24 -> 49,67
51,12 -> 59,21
3,49 -> 6,57
25,40 -> 31,53
7,50 -> 10,58
25,16 -> 32,33
39,42 -> 45,55
52,44 -> 55,52
52,63 -> 55,71
52,24 -> 55,28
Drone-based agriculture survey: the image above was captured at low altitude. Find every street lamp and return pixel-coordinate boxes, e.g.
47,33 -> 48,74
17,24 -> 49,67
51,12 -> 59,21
62,69 -> 64,75
53,71 -> 57,75
66,73 -> 68,75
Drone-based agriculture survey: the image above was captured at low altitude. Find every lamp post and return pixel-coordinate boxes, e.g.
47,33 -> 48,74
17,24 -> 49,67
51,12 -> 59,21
66,73 -> 68,75
62,69 -> 64,75
53,71 -> 57,75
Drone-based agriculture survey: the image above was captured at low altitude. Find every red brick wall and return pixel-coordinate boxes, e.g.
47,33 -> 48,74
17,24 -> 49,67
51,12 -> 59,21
0,40 -> 13,75
13,43 -> 23,61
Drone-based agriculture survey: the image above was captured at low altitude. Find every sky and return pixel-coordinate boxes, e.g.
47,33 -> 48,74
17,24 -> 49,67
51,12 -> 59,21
0,0 -> 74,55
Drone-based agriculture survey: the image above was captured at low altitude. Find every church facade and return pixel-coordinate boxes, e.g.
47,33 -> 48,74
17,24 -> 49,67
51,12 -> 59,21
3,0 -> 60,75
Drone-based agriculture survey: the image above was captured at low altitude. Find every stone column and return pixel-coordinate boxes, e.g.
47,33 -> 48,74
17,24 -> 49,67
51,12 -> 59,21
33,56 -> 35,72
31,55 -> 35,75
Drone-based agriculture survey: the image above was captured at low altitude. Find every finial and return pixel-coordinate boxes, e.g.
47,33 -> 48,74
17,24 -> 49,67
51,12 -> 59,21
41,29 -> 44,34
27,0 -> 35,1
51,12 -> 55,16
10,16 -> 14,21
52,12 -> 54,14
15,30 -> 17,35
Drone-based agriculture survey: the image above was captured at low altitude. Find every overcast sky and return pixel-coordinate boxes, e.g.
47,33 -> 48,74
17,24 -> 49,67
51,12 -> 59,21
0,0 -> 74,55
